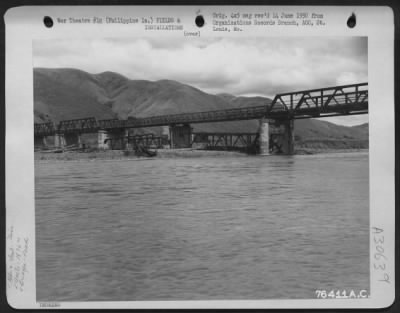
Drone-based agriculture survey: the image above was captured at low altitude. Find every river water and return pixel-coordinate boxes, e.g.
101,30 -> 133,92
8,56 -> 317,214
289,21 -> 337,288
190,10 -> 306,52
35,152 -> 369,301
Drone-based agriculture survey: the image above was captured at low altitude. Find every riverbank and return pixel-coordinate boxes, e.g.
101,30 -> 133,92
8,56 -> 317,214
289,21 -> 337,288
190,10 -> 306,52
34,147 -> 368,162
34,149 -> 246,162
296,148 -> 369,155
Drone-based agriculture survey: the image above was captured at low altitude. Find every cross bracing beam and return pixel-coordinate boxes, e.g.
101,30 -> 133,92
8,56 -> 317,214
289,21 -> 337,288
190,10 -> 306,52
192,132 -> 258,148
125,133 -> 168,148
33,82 -> 368,137
268,82 -> 368,117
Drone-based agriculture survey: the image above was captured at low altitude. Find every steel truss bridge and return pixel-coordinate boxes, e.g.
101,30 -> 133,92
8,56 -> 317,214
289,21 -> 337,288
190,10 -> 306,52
34,83 -> 368,137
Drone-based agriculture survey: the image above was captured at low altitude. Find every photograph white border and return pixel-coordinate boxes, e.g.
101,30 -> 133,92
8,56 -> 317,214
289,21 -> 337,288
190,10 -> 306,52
5,5 -> 395,309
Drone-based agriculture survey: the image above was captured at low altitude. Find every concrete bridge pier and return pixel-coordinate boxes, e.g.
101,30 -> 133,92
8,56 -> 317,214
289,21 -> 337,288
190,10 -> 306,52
161,126 -> 171,148
270,119 -> 294,155
258,119 -> 270,155
169,124 -> 192,149
54,133 -> 66,148
98,130 -> 110,149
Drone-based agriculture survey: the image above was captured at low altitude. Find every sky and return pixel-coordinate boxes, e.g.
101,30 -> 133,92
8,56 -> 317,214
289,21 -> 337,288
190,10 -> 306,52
33,37 -> 368,126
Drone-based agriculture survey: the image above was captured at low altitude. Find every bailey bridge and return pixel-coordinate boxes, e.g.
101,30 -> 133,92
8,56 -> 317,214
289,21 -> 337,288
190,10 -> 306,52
34,82 -> 368,155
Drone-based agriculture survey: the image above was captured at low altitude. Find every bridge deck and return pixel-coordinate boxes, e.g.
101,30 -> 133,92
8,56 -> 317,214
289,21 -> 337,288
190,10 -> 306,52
34,83 -> 368,136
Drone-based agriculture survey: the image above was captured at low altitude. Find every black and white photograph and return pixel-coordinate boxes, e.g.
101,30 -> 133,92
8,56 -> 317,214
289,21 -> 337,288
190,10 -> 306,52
32,36 -> 370,301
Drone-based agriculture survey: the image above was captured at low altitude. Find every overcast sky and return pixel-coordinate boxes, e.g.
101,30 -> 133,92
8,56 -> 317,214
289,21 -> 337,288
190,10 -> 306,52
33,37 -> 368,126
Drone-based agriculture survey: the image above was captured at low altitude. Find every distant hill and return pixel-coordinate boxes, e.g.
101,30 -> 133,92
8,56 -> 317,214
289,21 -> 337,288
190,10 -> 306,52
33,68 -> 368,144
217,93 -> 269,108
34,68 -> 116,123
350,123 -> 369,139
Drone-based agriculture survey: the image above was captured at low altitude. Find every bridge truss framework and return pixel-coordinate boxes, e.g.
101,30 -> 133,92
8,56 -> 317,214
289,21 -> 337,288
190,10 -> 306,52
34,82 -> 368,154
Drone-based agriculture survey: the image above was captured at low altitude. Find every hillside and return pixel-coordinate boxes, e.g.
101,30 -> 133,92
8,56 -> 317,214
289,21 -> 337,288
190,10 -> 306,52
33,68 -> 368,144
34,68 -> 117,123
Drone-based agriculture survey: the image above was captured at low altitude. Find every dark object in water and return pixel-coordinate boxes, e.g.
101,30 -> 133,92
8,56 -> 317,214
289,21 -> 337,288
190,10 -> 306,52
38,148 -> 63,153
134,145 -> 157,157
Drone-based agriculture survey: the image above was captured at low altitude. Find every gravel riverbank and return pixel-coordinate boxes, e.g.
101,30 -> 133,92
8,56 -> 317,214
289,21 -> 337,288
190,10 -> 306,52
35,147 -> 368,162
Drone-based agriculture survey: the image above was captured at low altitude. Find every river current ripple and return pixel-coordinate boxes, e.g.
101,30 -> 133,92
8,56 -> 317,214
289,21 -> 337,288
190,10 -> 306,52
35,152 -> 369,301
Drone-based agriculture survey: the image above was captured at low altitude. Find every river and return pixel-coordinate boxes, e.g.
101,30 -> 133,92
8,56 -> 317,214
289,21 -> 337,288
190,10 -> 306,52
35,152 -> 369,301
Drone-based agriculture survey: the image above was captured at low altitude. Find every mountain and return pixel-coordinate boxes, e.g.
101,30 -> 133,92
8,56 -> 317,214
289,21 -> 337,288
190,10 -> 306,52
33,68 -> 368,144
34,68 -> 117,123
218,94 -> 272,108
350,123 -> 369,139
293,119 -> 368,141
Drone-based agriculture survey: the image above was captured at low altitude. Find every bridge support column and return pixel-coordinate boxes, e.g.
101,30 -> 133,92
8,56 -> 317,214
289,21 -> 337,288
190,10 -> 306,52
161,126 -> 171,148
54,133 -> 66,149
270,119 -> 294,155
98,130 -> 110,149
258,119 -> 270,155
170,124 -> 192,149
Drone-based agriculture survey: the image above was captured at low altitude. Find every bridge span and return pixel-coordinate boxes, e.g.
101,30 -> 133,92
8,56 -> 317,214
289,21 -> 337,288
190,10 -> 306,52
34,82 -> 368,155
